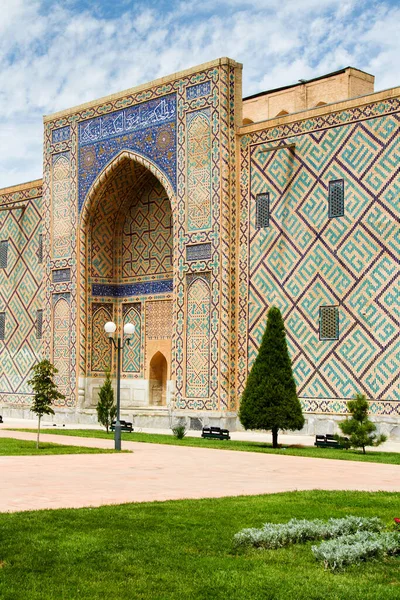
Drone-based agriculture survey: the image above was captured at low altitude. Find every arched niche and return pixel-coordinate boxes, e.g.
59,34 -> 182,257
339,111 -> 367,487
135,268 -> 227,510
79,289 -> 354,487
149,351 -> 168,406
79,152 -> 176,388
242,118 -> 254,125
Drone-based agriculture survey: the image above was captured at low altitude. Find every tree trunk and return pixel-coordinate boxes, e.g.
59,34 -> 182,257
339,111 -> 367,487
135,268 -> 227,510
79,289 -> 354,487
272,426 -> 279,448
362,445 -> 366,455
37,416 -> 41,449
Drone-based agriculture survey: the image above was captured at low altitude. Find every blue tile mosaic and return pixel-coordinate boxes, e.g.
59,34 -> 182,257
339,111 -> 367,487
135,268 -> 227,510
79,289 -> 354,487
52,268 -> 71,283
186,81 -> 211,100
186,243 -> 212,262
78,94 -> 177,213
52,126 -> 70,144
92,279 -> 173,297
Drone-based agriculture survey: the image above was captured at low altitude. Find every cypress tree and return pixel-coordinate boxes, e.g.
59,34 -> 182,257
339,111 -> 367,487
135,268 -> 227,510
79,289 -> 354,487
96,371 -> 116,433
239,306 -> 304,447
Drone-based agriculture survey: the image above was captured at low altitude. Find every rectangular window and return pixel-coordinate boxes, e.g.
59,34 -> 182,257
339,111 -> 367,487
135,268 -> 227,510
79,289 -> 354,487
38,234 -> 43,264
328,179 -> 344,218
36,310 -> 43,339
319,305 -> 339,340
256,193 -> 270,228
0,240 -> 8,269
0,312 -> 5,340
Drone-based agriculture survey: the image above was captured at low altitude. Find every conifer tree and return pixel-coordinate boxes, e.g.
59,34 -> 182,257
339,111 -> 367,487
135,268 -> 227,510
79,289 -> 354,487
96,371 -> 116,433
28,360 -> 65,448
239,306 -> 304,447
338,393 -> 386,454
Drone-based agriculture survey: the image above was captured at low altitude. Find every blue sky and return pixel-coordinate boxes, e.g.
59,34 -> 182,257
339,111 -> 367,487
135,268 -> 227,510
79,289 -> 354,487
0,0 -> 399,188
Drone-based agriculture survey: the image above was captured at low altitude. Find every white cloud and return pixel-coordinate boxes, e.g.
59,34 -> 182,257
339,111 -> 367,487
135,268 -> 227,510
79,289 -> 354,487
0,0 -> 399,188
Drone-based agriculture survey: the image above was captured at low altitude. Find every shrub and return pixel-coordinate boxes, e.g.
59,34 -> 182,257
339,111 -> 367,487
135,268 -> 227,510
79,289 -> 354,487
338,393 -> 387,454
312,531 -> 400,570
239,306 -> 304,448
172,425 -> 187,439
233,516 -> 383,549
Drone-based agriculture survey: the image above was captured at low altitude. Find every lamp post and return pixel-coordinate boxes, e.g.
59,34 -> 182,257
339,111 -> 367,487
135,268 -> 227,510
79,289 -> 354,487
104,320 -> 135,451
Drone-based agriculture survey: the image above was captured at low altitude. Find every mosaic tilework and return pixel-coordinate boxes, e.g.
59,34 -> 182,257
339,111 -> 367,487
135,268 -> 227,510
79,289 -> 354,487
0,188 -> 43,405
52,126 -> 70,144
145,300 -> 173,339
52,294 -> 70,404
89,159 -> 147,278
122,304 -> 141,373
241,110 -> 400,408
186,243 -> 212,262
186,109 -> 212,231
91,303 -> 112,372
186,81 -> 211,100
52,153 -> 71,259
92,280 -> 173,297
186,274 -> 211,399
41,59 -> 242,414
52,268 -> 71,283
78,94 -> 177,212
122,181 -> 172,279
301,397 -> 400,416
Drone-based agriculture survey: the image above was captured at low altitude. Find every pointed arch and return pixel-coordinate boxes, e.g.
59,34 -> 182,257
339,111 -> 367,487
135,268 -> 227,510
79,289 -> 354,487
78,150 -> 177,382
149,351 -> 168,406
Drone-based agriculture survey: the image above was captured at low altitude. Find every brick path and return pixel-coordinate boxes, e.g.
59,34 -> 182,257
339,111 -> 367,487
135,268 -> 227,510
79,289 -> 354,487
1,429 -> 399,513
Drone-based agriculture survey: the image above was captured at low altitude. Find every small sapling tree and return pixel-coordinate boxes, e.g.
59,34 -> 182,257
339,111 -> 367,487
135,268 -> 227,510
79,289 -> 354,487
239,306 -> 304,448
338,394 -> 386,454
28,360 -> 65,448
96,371 -> 116,433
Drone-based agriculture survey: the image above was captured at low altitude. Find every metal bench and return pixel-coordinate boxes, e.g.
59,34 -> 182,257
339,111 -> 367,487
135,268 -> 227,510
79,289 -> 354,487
201,426 -> 230,441
314,434 -> 347,449
111,420 -> 133,433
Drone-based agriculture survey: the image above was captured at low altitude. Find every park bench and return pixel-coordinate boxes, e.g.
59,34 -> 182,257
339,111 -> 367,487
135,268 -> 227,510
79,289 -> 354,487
0,415 -> 3,424
314,434 -> 348,449
111,420 -> 133,433
201,426 -> 230,441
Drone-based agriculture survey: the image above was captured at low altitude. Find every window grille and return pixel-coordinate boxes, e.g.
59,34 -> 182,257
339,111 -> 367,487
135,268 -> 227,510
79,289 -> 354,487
328,179 -> 344,218
38,234 -> 43,264
0,313 -> 5,340
319,306 -> 339,340
36,310 -> 43,339
256,193 -> 270,228
0,240 -> 8,269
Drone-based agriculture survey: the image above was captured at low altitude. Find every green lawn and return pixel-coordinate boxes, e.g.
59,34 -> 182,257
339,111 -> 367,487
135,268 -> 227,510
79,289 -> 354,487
13,428 -> 400,465
0,491 -> 399,600
0,437 -> 120,456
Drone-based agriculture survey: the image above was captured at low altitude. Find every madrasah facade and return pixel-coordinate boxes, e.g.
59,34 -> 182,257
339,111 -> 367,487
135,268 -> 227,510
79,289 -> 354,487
0,57 -> 399,437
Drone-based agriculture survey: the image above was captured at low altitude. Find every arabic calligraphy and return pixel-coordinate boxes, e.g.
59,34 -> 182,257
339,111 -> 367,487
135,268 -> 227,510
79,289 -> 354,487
79,95 -> 176,146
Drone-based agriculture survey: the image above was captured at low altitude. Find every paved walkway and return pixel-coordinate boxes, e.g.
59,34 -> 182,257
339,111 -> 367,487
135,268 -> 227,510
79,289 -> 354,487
1,429 -> 400,513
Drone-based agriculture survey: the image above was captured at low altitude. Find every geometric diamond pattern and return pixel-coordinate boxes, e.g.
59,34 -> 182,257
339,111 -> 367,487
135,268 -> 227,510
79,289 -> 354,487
0,186 -> 43,404
248,113 -> 400,408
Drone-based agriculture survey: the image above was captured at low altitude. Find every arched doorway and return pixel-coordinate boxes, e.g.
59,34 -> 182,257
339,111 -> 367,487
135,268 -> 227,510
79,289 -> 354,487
79,152 -> 176,410
149,351 -> 168,406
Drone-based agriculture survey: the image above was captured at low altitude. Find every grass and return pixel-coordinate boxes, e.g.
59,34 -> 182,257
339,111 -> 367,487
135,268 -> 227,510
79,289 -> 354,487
12,428 -> 400,465
0,437 -> 121,456
0,491 -> 399,600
